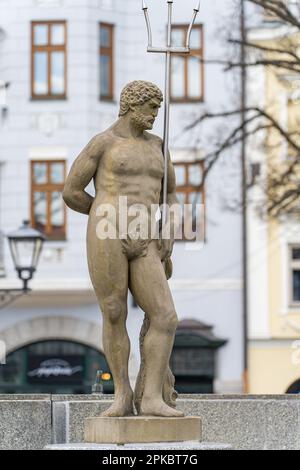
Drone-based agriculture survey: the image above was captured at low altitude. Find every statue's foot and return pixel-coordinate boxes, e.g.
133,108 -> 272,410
140,399 -> 184,418
101,393 -> 134,417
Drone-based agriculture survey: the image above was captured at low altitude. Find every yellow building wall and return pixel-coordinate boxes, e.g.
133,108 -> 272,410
267,218 -> 300,338
265,67 -> 300,338
249,344 -> 300,394
249,32 -> 300,394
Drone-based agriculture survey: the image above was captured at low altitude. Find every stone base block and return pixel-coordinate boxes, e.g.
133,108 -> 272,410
0,396 -> 51,450
45,442 -> 232,450
84,416 -> 202,445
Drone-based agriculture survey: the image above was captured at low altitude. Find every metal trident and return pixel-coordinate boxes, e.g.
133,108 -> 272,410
142,0 -> 201,227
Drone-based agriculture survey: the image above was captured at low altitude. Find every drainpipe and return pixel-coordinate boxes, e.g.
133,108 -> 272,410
240,0 -> 249,394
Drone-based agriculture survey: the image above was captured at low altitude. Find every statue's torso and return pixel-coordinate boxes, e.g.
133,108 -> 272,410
93,131 -> 164,209
87,131 -> 165,241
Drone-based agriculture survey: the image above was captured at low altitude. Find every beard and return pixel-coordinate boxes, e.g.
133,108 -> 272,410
131,110 -> 154,131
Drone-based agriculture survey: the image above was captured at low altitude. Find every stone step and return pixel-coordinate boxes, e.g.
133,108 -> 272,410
45,442 -> 232,450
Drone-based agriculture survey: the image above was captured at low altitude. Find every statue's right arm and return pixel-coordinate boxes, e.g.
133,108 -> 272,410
63,135 -> 104,215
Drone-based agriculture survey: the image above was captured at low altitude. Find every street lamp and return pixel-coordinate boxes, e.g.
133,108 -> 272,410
0,220 -> 45,308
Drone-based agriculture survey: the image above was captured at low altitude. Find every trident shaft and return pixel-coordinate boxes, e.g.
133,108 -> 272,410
142,0 -> 201,227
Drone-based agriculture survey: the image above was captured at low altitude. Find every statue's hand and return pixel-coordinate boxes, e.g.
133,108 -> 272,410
164,257 -> 173,280
158,237 -> 174,261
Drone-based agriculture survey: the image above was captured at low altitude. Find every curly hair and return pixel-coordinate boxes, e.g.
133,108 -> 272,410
119,80 -> 163,117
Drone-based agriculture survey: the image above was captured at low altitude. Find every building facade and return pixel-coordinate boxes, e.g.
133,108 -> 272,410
247,10 -> 300,394
0,0 -> 243,394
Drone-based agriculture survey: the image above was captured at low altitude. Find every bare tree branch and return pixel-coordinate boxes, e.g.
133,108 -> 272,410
181,0 -> 300,217
249,0 -> 300,28
229,38 -> 300,61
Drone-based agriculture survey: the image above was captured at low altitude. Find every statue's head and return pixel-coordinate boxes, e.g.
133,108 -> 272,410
119,80 -> 163,131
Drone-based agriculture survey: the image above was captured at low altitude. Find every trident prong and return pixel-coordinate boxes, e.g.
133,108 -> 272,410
194,0 -> 201,12
142,1 -> 153,48
186,1 -> 201,48
142,1 -> 201,228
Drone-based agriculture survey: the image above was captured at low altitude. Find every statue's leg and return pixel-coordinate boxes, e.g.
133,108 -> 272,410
133,314 -> 149,414
129,241 -> 184,417
87,237 -> 133,417
134,316 -> 177,413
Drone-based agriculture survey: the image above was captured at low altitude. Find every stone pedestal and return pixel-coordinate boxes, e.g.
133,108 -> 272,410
84,416 -> 202,445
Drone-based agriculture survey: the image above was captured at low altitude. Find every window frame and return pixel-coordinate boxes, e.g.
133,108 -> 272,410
170,24 -> 204,103
99,22 -> 114,102
30,160 -> 67,241
174,160 -> 206,241
31,20 -> 67,100
288,245 -> 300,306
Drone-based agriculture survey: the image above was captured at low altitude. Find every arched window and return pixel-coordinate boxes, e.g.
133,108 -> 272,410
286,379 -> 300,394
0,340 -> 113,394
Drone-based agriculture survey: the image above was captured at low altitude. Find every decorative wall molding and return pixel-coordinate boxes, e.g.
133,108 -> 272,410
0,278 -> 243,293
29,146 -> 68,160
34,0 -> 63,6
0,316 -> 102,354
170,279 -> 243,291
30,113 -> 66,137
98,0 -> 115,10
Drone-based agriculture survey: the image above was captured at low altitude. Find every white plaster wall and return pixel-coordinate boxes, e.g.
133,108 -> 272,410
0,0 -> 244,391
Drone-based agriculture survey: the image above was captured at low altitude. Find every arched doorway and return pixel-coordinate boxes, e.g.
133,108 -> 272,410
286,379 -> 300,394
0,339 -> 114,394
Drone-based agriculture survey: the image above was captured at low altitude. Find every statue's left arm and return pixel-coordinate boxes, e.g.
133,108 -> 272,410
63,135 -> 103,215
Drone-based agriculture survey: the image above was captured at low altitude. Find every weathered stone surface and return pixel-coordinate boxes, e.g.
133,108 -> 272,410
0,394 -> 51,400
52,394 -> 113,401
1,394 -> 299,450
52,395 -> 300,450
179,394 -> 300,400
52,400 -> 112,444
52,393 -> 300,401
45,441 -> 232,450
264,400 -> 299,451
84,416 -> 201,444
0,398 -> 51,450
177,398 -> 300,450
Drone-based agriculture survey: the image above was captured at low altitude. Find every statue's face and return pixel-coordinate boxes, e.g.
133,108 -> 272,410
131,98 -> 161,131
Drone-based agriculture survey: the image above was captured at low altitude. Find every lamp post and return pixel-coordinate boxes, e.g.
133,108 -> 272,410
0,220 -> 45,309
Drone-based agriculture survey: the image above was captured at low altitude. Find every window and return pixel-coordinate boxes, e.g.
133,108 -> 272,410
100,23 -> 114,101
31,160 -> 66,240
289,246 -> 300,304
171,24 -> 204,102
31,21 -> 67,99
174,160 -> 205,240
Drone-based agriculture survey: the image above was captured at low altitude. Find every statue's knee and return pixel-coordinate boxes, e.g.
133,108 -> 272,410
103,297 -> 126,325
167,313 -> 178,333
155,309 -> 178,334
